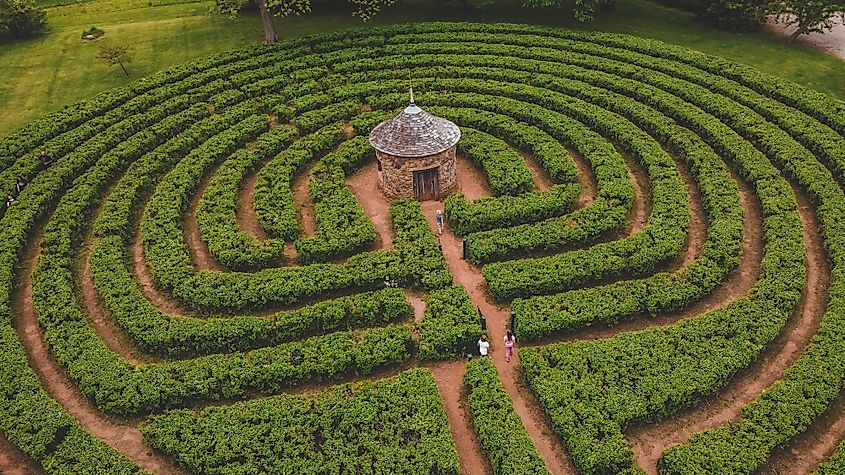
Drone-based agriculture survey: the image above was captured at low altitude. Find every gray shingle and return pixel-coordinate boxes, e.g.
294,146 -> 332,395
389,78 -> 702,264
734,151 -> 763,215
368,103 -> 461,158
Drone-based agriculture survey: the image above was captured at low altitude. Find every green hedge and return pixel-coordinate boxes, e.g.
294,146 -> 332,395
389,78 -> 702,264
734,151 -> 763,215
464,358 -> 549,474
141,368 -> 460,475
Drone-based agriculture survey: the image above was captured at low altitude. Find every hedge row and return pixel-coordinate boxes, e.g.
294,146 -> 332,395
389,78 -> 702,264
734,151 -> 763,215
457,128 -> 534,196
91,235 -> 410,357
464,358 -> 550,474
141,368 -> 461,474
295,139 -> 378,263
519,88 -> 804,475
195,124 -> 296,269
417,285 -> 482,360
253,123 -> 347,240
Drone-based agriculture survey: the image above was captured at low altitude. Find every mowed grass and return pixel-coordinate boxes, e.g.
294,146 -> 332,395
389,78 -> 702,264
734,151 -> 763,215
1,0 -> 843,136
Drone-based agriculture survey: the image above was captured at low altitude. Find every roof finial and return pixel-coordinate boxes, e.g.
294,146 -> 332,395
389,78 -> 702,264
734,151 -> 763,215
409,70 -> 415,105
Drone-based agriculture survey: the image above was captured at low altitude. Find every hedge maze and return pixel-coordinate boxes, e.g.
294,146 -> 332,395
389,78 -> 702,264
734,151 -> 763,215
2,21 -> 845,475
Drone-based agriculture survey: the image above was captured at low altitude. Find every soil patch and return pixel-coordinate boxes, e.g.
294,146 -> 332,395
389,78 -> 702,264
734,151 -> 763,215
346,161 -> 394,248
515,148 -> 555,192
238,166 -> 272,242
183,164 -> 226,272
0,431 -> 43,475
456,154 -> 492,201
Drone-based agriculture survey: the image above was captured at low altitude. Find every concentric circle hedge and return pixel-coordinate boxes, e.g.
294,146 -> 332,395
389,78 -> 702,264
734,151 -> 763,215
2,21 -> 845,475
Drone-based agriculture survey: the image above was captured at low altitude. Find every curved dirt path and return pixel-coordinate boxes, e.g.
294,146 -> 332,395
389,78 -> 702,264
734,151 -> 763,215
670,158 -> 706,271
346,161 -> 394,249
456,154 -> 493,200
13,224 -> 183,474
292,161 -> 317,237
570,148 -> 597,208
0,432 -> 43,475
79,237 -> 144,365
761,389 -> 845,474
238,165 -> 272,242
624,153 -> 651,235
627,179 -> 830,474
133,224 -> 188,317
184,166 -> 226,272
516,148 -> 555,192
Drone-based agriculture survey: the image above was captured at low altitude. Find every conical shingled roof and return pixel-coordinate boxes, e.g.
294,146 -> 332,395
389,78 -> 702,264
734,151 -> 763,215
368,102 -> 461,158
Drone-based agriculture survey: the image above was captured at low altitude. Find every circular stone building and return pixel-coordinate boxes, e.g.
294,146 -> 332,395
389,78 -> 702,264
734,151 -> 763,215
368,97 -> 461,201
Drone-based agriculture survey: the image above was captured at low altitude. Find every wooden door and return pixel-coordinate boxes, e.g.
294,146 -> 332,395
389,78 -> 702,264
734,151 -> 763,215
413,167 -> 439,201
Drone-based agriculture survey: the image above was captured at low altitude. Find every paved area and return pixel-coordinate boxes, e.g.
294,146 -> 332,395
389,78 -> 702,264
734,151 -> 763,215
765,17 -> 845,60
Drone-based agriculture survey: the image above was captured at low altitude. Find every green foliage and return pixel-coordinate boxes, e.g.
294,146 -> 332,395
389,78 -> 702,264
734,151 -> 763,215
464,358 -> 550,475
142,369 -> 460,474
418,285 -> 482,359
97,43 -> 134,76
698,0 -> 769,31
772,0 -> 845,38
0,0 -> 46,37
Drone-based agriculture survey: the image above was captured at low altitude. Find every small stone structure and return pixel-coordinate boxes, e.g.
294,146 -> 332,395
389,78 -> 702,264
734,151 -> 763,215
368,96 -> 461,201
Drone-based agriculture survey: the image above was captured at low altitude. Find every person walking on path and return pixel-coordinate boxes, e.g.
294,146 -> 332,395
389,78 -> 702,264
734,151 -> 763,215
478,334 -> 490,357
436,209 -> 444,235
15,176 -> 26,194
38,149 -> 53,167
5,195 -> 15,209
503,330 -> 516,363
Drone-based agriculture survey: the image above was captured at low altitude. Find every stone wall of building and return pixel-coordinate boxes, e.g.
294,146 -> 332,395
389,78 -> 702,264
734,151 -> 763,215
376,147 -> 457,200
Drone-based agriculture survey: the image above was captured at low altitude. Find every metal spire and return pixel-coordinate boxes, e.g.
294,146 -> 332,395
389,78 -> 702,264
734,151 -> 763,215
409,70 -> 415,105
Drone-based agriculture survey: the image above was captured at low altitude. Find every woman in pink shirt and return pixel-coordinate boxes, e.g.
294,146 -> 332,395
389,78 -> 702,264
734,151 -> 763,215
503,330 -> 516,363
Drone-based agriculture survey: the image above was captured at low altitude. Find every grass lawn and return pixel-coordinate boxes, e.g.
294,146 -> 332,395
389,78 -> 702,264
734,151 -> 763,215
0,0 -> 843,136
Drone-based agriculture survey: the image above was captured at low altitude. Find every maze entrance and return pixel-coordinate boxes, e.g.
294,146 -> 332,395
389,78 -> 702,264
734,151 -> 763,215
413,167 -> 439,201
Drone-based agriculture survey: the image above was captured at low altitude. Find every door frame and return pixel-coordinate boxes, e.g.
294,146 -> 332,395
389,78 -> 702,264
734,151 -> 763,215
412,166 -> 440,201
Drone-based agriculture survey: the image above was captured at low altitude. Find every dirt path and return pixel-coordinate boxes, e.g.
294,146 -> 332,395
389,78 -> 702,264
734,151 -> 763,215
79,237 -> 144,364
184,167 -> 226,272
13,224 -> 183,474
569,149 -> 597,208
456,154 -> 493,201
292,161 -> 317,237
346,162 -> 395,249
421,195 -> 576,474
133,225 -> 188,317
671,159 -> 706,270
0,431 -> 43,475
428,360 -> 493,475
627,179 -> 830,474
761,389 -> 845,474
516,148 -> 555,192
238,166 -> 272,242
623,153 -> 651,235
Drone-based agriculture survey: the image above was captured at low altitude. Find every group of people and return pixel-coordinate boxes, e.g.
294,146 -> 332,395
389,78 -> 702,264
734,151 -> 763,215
477,330 -> 517,362
6,150 -> 52,209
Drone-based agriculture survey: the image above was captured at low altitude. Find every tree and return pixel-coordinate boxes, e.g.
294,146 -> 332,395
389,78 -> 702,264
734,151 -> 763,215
0,0 -> 47,37
697,0 -> 770,31
97,44 -> 133,77
772,0 -> 845,41
521,0 -> 615,22
214,0 -> 396,44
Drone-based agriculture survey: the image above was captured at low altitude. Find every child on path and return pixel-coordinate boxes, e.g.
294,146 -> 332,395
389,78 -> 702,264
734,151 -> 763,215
478,334 -> 489,357
504,330 -> 516,363
436,209 -> 443,235
15,176 -> 26,193
5,195 -> 14,209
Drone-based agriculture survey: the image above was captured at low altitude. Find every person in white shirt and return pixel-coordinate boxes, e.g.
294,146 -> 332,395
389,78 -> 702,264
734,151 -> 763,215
478,334 -> 490,357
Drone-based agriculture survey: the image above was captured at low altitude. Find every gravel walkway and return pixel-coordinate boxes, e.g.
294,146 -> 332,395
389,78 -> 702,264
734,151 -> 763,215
765,17 -> 845,60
